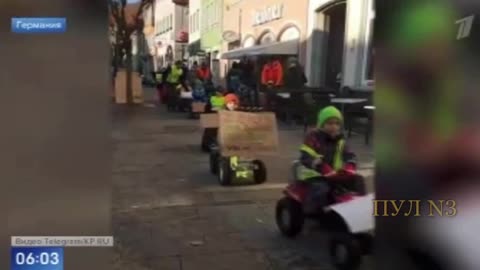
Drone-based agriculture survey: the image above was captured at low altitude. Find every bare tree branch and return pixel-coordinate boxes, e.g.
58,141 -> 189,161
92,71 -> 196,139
108,0 -> 121,25
135,0 -> 153,21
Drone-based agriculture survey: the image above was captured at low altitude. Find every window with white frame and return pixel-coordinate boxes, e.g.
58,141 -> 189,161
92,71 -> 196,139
213,1 -> 217,24
194,12 -> 198,32
207,4 -> 211,28
189,15 -> 192,33
169,14 -> 173,30
188,14 -> 195,33
201,8 -> 205,30
193,13 -> 196,32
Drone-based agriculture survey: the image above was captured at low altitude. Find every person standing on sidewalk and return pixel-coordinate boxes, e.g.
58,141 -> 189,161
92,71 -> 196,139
164,61 -> 185,111
226,62 -> 243,94
283,57 -> 307,89
196,62 -> 211,82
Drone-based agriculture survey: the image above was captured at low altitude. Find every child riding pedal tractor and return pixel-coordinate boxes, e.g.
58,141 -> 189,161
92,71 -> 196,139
200,88 -> 225,152
190,79 -> 208,119
275,106 -> 373,270
209,93 -> 268,186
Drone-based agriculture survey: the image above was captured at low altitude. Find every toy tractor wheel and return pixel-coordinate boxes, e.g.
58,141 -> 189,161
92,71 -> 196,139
252,160 -> 267,184
329,233 -> 362,270
218,157 -> 233,186
276,197 -> 304,238
209,151 -> 219,174
201,130 -> 210,152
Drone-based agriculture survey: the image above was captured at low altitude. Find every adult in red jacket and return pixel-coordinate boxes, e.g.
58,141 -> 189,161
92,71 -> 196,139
196,62 -> 211,82
261,59 -> 283,86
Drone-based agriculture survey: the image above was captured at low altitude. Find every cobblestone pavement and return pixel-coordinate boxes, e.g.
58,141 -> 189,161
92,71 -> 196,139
112,88 -> 374,270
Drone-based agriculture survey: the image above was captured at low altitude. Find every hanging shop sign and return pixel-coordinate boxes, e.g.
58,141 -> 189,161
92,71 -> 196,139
253,4 -> 283,26
222,30 -> 240,42
176,31 -> 189,43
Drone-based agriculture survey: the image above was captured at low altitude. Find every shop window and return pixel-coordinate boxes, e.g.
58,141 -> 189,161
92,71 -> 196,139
365,43 -> 374,81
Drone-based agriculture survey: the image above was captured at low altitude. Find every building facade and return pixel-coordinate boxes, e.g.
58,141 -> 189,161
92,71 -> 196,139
220,0 -> 309,83
139,3 -> 156,78
305,0 -> 374,89
153,0 -> 189,69
200,0 -> 223,83
188,0 -> 203,65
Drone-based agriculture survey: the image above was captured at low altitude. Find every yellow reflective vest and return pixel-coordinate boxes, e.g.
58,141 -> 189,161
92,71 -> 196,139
166,66 -> 183,84
296,139 -> 345,181
210,96 -> 225,110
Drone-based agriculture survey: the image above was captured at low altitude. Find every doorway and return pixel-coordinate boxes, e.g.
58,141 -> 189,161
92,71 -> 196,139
313,1 -> 346,90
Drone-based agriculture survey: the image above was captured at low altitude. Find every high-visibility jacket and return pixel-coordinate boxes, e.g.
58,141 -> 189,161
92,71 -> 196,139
297,130 -> 356,181
155,73 -> 163,83
166,65 -> 183,84
261,60 -> 283,86
210,96 -> 225,110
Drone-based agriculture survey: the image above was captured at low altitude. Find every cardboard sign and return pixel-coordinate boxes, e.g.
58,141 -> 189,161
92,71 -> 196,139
115,71 -> 143,104
114,71 -> 127,104
200,113 -> 219,128
192,102 -> 206,113
218,110 -> 279,156
132,73 -> 143,104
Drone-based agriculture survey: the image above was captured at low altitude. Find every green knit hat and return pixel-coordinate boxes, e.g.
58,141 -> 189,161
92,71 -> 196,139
317,106 -> 343,127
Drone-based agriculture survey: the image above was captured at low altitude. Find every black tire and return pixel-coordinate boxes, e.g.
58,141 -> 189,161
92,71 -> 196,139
252,160 -> 267,184
276,197 -> 304,238
329,233 -> 362,270
408,248 -> 445,270
209,152 -> 219,174
201,130 -> 210,152
218,157 -> 232,186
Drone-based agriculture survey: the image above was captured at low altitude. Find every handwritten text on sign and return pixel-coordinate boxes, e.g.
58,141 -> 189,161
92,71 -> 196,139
218,110 -> 279,156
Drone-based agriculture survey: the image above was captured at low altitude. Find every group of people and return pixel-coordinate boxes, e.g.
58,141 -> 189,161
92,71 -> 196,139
154,60 -> 215,111
156,59 -> 366,214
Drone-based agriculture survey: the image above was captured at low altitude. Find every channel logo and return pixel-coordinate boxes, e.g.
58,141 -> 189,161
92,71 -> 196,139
11,17 -> 67,33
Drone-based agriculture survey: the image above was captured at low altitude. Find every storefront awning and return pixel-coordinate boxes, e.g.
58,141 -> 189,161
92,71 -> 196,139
221,39 -> 299,59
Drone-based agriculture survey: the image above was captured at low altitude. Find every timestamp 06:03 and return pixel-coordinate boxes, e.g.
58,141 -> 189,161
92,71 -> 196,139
11,247 -> 63,270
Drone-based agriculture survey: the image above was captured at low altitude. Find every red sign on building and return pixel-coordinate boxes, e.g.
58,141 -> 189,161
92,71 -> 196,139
176,31 -> 188,43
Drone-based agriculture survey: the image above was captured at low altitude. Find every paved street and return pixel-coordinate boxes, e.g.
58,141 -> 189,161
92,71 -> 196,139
112,88 -> 374,270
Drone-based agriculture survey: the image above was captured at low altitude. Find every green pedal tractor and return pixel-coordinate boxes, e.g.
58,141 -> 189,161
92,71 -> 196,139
209,144 -> 267,186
